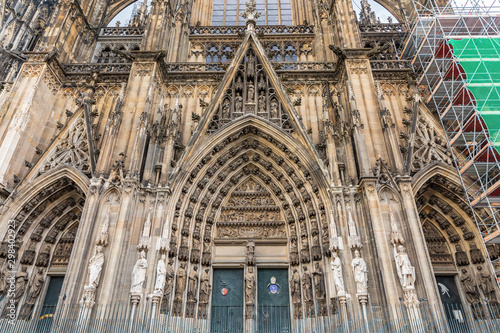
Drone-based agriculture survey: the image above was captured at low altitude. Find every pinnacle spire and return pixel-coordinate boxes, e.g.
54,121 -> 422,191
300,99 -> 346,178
241,0 -> 261,31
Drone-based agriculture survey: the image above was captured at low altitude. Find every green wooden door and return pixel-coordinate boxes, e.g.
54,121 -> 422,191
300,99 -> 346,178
257,268 -> 291,333
36,276 -> 65,333
211,268 -> 244,333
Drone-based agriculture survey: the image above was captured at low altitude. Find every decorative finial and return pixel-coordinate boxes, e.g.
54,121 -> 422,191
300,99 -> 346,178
241,0 -> 261,31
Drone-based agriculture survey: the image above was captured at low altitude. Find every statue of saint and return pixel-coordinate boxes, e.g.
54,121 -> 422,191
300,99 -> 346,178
222,99 -> 231,118
235,93 -> 243,113
477,265 -> 497,301
175,263 -> 187,300
460,269 -> 480,304
302,267 -> 313,302
270,100 -> 278,118
331,251 -> 345,295
20,268 -> 45,319
187,266 -> 199,301
290,268 -> 301,304
394,245 -> 415,289
351,250 -> 368,294
313,262 -> 326,299
245,266 -> 255,304
164,259 -> 175,297
199,269 -> 211,304
87,246 -> 105,289
13,266 -> 29,303
258,91 -> 266,113
248,82 -> 255,103
154,254 -> 167,293
130,251 -> 148,294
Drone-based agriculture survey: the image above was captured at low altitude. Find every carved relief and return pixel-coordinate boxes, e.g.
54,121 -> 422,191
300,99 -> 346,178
348,60 -> 368,74
423,223 -> 454,265
216,178 -> 286,239
208,48 -> 293,133
38,117 -> 91,176
411,115 -> 453,173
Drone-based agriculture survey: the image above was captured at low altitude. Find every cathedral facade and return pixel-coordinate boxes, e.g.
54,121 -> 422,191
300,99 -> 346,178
0,0 -> 499,331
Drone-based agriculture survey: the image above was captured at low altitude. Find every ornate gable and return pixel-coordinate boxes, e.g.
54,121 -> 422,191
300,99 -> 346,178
207,46 -> 293,133
34,115 -> 91,178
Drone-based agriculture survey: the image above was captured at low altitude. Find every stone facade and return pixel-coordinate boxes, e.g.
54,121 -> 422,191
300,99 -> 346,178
0,0 -> 498,330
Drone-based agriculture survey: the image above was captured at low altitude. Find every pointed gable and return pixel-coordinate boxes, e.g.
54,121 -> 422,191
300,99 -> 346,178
207,45 -> 293,133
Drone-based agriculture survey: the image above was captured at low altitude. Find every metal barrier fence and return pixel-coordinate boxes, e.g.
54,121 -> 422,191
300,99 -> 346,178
1,299 -> 500,333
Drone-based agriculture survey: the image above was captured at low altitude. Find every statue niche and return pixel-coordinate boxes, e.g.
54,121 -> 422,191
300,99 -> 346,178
216,178 -> 286,239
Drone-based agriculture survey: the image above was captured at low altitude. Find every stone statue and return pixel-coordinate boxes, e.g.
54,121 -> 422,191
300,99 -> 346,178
28,268 -> 45,303
394,245 -> 415,289
199,269 -> 211,304
248,82 -> 255,103
20,268 -> 44,319
351,250 -> 368,294
258,74 -> 266,90
245,266 -> 255,304
12,266 -> 29,304
0,270 -> 5,297
290,268 -> 301,304
460,269 -> 480,304
87,246 -> 105,289
174,263 -> 187,300
470,241 -> 484,264
313,262 -> 326,299
164,259 -> 175,297
187,266 -> 199,301
235,76 -> 243,91
222,99 -> 231,118
455,244 -> 469,266
247,54 -> 255,76
154,254 -> 167,294
246,240 -> 255,266
302,267 -> 313,303
477,265 -> 497,301
235,93 -> 243,113
130,250 -> 148,294
258,91 -> 266,113
270,100 -> 278,118
331,251 -> 345,295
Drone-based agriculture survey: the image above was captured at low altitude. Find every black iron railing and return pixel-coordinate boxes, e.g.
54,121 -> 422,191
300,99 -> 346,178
1,299 -> 500,332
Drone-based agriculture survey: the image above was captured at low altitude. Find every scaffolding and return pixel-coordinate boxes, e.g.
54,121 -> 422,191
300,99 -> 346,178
403,0 -> 500,276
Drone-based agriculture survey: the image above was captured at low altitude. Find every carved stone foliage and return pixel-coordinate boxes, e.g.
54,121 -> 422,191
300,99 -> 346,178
37,117 -> 91,176
208,48 -> 293,133
216,178 -> 286,239
411,115 -> 452,173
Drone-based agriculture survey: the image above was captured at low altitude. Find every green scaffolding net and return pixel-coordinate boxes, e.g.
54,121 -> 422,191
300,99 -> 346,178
449,38 -> 500,152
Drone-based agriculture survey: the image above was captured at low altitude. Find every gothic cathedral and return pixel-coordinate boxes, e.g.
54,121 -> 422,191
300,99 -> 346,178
0,0 -> 498,332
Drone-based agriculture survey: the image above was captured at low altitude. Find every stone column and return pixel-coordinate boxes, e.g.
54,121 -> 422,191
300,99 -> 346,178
398,179 -> 445,321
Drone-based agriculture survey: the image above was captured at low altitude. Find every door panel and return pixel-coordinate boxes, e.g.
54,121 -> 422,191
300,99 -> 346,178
436,275 -> 469,331
211,268 -> 244,333
36,276 -> 64,333
257,268 -> 291,333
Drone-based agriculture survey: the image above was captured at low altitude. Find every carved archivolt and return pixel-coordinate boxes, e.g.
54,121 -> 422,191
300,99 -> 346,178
37,117 -> 91,177
165,125 -> 330,317
0,176 -> 85,317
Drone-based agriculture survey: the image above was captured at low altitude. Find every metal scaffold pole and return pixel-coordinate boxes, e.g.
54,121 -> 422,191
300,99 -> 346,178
403,0 -> 500,284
